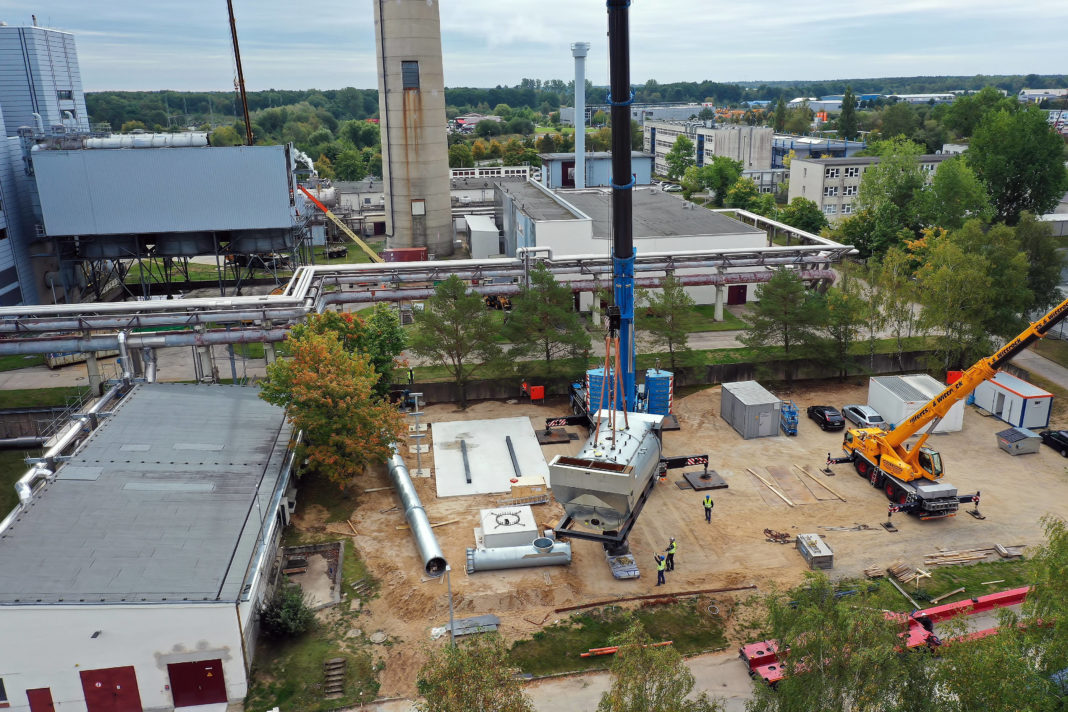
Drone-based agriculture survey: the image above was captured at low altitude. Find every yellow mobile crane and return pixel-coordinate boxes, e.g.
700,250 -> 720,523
830,294 -> 1068,519
298,185 -> 384,264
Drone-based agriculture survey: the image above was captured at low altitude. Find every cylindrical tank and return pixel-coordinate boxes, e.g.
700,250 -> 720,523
465,538 -> 572,574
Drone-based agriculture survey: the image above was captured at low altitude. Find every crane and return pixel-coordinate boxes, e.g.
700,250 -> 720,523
297,185 -> 384,264
832,294 -> 1068,518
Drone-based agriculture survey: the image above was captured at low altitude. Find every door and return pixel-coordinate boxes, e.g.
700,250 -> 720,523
994,392 -> 1006,417
26,688 -> 55,712
80,666 -> 142,712
727,285 -> 747,305
561,161 -> 576,188
757,411 -> 771,436
168,659 -> 227,708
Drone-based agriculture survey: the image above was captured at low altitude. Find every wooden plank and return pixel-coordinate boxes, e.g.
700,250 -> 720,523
981,580 -> 1005,585
347,519 -> 358,536
794,465 -> 847,501
396,519 -> 459,530
931,587 -> 966,604
746,468 -> 795,507
362,486 -> 392,493
887,576 -> 921,609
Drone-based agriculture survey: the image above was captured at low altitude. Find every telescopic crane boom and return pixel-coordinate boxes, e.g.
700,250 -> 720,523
298,185 -> 384,264
835,294 -> 1068,518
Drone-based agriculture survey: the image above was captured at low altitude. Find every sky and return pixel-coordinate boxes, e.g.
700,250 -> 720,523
1,0 -> 1065,92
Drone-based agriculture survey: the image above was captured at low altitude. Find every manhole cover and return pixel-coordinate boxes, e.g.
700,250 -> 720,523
370,631 -> 388,644
347,628 -> 363,639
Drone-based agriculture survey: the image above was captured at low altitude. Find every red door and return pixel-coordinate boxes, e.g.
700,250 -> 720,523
80,666 -> 142,712
727,285 -> 747,305
168,660 -> 227,707
26,688 -> 55,712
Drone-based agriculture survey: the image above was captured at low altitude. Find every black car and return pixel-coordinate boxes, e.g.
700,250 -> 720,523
807,405 -> 845,431
1039,429 -> 1068,457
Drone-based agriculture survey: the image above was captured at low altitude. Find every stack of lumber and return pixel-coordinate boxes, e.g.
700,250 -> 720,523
924,547 -> 995,566
886,561 -> 931,585
864,564 -> 886,578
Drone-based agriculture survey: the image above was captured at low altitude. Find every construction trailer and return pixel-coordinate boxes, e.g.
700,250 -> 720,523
868,375 -> 964,433
972,371 -> 1052,430
721,381 -> 781,439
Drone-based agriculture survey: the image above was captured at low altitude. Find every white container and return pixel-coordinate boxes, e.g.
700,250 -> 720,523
973,371 -> 1052,430
867,374 -> 963,433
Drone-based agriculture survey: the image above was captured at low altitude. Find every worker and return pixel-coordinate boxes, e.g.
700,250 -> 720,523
665,538 -> 677,571
703,495 -> 714,523
521,380 -> 529,397
654,554 -> 667,586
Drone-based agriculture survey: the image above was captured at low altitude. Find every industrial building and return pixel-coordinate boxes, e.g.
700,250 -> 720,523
372,0 -> 453,256
539,151 -> 653,190
0,383 -> 295,712
1020,88 -> 1068,103
771,134 -> 867,169
560,102 -> 706,127
643,121 -> 773,174
787,154 -> 948,221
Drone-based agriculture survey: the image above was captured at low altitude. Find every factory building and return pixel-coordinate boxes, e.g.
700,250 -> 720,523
643,121 -> 773,175
372,0 -> 453,256
0,25 -> 89,136
538,152 -> 653,190
561,102 -> 705,127
0,383 -> 296,712
771,134 -> 867,169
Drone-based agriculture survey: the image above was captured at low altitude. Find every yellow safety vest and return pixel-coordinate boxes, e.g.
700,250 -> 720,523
667,541 -> 677,555
704,496 -> 714,510
656,557 -> 666,571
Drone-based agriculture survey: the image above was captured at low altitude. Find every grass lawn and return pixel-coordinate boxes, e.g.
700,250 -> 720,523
1033,338 -> 1068,370
312,241 -> 384,265
0,387 -> 88,409
0,448 -> 39,519
689,306 -> 747,332
509,599 -> 727,676
0,354 -> 45,371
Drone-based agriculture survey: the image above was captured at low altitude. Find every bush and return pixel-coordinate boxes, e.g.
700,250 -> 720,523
261,584 -> 315,638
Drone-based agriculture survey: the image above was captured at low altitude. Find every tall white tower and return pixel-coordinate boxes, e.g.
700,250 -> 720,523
372,0 -> 453,256
571,42 -> 590,190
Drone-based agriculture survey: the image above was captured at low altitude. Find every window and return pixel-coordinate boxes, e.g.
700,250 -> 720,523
824,186 -> 838,197
57,89 -> 73,100
411,199 -> 426,216
843,185 -> 857,197
401,61 -> 420,89
921,163 -> 935,172
845,166 -> 860,178
841,204 -> 853,215
825,167 -> 840,178
823,204 -> 837,215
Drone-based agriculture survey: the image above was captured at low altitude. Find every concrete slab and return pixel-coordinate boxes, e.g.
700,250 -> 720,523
433,417 -> 550,497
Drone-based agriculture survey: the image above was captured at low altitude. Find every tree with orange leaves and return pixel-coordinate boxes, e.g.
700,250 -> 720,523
260,322 -> 403,490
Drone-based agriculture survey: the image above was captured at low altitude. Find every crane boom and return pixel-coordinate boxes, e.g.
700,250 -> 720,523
298,185 -> 384,264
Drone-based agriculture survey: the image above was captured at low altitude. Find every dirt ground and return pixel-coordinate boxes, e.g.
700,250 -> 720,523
294,381 -> 1068,698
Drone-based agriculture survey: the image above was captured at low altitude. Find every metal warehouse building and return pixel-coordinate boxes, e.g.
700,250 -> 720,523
0,383 -> 295,712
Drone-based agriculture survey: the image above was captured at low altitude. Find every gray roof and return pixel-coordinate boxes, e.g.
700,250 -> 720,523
793,154 -> 949,167
498,181 -> 581,222
872,375 -> 930,403
562,190 -> 765,239
538,152 -> 652,161
0,383 -> 292,604
722,380 -> 780,406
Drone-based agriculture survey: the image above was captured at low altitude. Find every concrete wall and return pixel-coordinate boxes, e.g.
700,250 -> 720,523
373,0 -> 452,256
0,604 -> 246,712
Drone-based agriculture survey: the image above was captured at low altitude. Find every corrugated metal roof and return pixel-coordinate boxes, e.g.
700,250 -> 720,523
722,380 -> 779,406
872,375 -> 928,403
997,427 -> 1039,443
0,383 -> 291,604
990,370 -> 1052,398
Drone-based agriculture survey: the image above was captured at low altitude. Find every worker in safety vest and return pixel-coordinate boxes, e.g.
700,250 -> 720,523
703,495 -> 714,523
654,554 -> 667,586
664,538 -> 677,571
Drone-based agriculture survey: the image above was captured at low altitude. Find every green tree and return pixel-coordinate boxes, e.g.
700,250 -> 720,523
260,584 -> 315,639
680,165 -> 702,200
209,125 -> 242,146
259,326 -> 403,490
630,119 -> 644,151
838,87 -> 858,141
314,153 -> 335,179
476,120 -> 503,137
773,96 -> 787,133
636,274 -> 698,370
592,109 -> 608,126
778,197 -> 828,234
536,133 -> 558,153
448,142 -> 474,168
943,86 -> 1017,139
950,220 -> 1032,339
741,268 -> 827,384
918,156 -> 993,230
967,105 -> 1068,224
415,635 -> 534,712
408,275 -> 504,409
784,102 -> 813,134
725,177 -> 760,211
878,101 -> 916,138
119,120 -> 146,133
334,149 -> 368,181
471,139 -> 488,161
854,260 -> 888,371
878,246 -> 925,371
823,272 -> 866,379
1016,213 -> 1066,311
597,620 -> 722,712
700,156 -> 744,207
290,308 -> 405,399
664,135 -> 696,181
504,264 -> 590,373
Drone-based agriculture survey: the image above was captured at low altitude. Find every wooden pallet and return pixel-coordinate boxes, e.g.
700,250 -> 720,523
323,657 -> 347,698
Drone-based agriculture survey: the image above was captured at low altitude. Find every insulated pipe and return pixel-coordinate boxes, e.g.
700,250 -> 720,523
116,330 -> 132,382
0,436 -> 48,449
466,539 -> 573,573
0,307 -> 308,334
387,447 -> 447,577
0,328 -> 290,356
142,348 -> 157,383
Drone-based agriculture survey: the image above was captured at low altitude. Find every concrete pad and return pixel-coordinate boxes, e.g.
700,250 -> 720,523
433,416 -> 550,497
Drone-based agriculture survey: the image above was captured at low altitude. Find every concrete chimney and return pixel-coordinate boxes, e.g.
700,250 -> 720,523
571,42 -> 590,189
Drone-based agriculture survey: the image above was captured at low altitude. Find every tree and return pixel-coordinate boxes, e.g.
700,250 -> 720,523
592,109 -> 608,126
949,220 -> 1032,339
773,96 -> 787,132
536,133 -> 558,153
448,142 -> 474,168
664,135 -> 695,181
597,620 -> 722,712
259,326 -> 404,490
741,269 -> 827,385
878,101 -> 916,139
943,86 -> 1017,139
630,119 -> 644,151
471,139 -> 488,161
967,105 -> 1068,224
334,149 -> 368,181
823,272 -> 866,379
918,156 -> 993,230
415,635 -> 534,712
1016,213 -> 1066,312
314,153 -> 335,179
838,87 -> 858,141
504,264 -> 590,373
637,274 -> 698,370
784,102 -> 813,134
260,584 -> 315,639
700,156 -> 744,207
120,120 -> 146,133
476,120 -> 503,137
680,165 -> 702,200
408,275 -> 504,409
725,177 -> 760,211
877,246 -> 924,371
698,107 -> 715,121
778,197 -> 828,234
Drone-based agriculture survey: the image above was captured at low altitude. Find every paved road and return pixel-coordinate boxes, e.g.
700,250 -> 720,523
1010,349 -> 1068,391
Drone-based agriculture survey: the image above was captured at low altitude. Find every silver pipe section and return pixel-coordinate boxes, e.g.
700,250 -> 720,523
0,307 -> 308,334
466,539 -> 573,573
116,330 -> 132,382
0,327 -> 289,356
142,348 -> 157,383
387,446 -> 447,577
0,436 -> 48,449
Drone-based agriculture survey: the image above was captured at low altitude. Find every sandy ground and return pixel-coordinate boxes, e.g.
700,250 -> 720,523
293,379 -> 1068,701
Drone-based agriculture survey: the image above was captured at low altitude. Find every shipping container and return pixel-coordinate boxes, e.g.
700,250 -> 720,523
867,374 -> 964,433
721,381 -> 780,439
973,371 -> 1052,429
382,247 -> 429,263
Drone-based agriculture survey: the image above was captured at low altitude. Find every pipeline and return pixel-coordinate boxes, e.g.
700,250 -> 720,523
387,446 -> 447,577
0,327 -> 290,356
0,307 -> 308,334
465,537 -> 573,573
0,436 -> 48,450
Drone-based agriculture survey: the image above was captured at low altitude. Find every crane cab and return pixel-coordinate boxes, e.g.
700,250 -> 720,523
915,447 -> 943,480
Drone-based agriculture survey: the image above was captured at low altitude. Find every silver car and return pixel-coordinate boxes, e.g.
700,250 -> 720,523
841,404 -> 886,429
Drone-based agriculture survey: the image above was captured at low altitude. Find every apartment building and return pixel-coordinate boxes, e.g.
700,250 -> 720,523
643,120 -> 772,175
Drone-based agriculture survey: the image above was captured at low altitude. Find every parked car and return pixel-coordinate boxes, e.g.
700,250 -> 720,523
663,184 -> 683,192
807,405 -> 845,431
1039,429 -> 1068,457
841,404 -> 886,429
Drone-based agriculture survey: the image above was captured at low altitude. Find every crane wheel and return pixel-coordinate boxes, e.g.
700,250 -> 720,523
885,483 -> 896,501
855,460 -> 869,477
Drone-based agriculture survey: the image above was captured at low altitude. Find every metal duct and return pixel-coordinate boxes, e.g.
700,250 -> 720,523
142,348 -> 158,383
116,330 -> 132,382
0,327 -> 289,356
465,538 -> 573,573
0,436 -> 48,450
0,307 -> 307,334
387,447 -> 447,577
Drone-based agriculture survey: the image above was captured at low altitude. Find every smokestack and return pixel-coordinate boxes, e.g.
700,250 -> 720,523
571,42 -> 590,190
